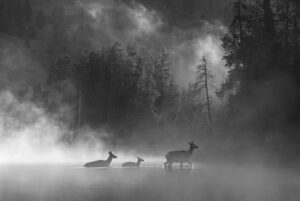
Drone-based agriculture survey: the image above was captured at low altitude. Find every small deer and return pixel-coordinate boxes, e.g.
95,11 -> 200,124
164,142 -> 198,170
122,157 -> 144,168
84,151 -> 117,168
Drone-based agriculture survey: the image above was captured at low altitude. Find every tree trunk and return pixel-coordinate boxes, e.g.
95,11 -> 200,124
294,1 -> 298,33
74,88 -> 82,140
286,1 -> 290,31
263,0 -> 275,34
236,0 -> 243,41
202,57 -> 213,133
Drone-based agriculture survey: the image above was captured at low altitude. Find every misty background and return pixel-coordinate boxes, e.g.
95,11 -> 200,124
0,0 -> 299,167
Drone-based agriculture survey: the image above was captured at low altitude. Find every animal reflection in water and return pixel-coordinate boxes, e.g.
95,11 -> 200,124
164,142 -> 198,170
122,157 -> 144,168
84,151 -> 117,168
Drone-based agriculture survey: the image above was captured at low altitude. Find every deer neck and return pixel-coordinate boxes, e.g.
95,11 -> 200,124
188,147 -> 194,154
106,156 -> 113,164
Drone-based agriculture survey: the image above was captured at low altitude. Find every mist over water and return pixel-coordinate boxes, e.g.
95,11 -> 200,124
0,89 -> 297,201
0,90 -> 101,164
0,90 -> 166,164
0,163 -> 299,201
0,0 -> 299,201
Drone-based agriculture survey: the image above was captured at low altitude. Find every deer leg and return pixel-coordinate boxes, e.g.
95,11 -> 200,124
164,161 -> 168,169
168,162 -> 173,170
180,162 -> 183,169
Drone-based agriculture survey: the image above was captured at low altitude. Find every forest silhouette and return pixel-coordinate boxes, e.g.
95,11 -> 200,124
0,0 -> 299,166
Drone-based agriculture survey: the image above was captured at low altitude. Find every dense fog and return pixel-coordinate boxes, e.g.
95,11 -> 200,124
0,0 -> 300,200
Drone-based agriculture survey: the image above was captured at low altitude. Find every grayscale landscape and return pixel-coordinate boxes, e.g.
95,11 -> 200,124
0,0 -> 300,200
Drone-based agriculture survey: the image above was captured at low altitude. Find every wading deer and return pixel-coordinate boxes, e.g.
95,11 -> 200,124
84,151 -> 117,168
164,142 -> 198,170
122,157 -> 144,168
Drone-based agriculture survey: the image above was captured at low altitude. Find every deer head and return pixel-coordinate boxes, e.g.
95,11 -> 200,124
189,142 -> 199,150
137,157 -> 144,162
108,151 -> 117,159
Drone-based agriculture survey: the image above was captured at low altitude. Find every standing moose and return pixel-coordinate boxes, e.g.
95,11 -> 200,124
164,142 -> 198,170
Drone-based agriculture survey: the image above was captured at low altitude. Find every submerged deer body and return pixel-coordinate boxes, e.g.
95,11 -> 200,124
122,157 -> 144,168
84,151 -> 117,168
164,142 -> 198,170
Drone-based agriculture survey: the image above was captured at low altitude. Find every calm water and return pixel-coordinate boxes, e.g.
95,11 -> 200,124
0,163 -> 299,201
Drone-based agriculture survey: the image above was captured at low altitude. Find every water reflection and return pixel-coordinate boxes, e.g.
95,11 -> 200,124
0,163 -> 298,201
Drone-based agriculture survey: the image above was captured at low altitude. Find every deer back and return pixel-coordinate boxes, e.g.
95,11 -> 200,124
166,150 -> 192,162
122,162 -> 138,167
84,159 -> 109,167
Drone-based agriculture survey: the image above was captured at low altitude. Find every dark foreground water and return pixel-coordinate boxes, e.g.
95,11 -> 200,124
0,163 -> 299,201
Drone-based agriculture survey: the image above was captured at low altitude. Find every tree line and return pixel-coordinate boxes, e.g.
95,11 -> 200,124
1,0 -> 300,163
33,44 -> 183,138
220,0 -> 300,160
0,0 -> 213,142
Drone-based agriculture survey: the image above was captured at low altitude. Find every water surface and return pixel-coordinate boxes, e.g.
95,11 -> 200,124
0,163 -> 299,201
